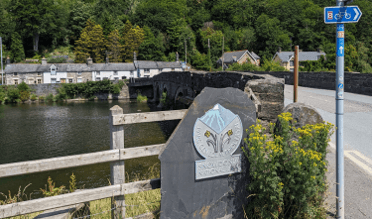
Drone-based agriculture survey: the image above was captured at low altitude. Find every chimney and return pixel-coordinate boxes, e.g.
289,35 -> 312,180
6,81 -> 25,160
176,52 -> 179,62
87,57 -> 93,65
6,56 -> 10,64
278,47 -> 282,53
133,51 -> 137,62
41,57 -> 47,65
106,56 -> 109,64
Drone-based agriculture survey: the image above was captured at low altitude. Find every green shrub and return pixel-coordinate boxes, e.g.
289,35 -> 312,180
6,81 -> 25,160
137,93 -> 148,103
229,62 -> 261,72
17,81 -> 30,92
6,87 -> 20,103
39,96 -> 45,101
69,173 -> 77,193
45,93 -> 54,102
111,84 -> 121,94
243,113 -> 334,218
160,92 -> 167,105
20,90 -> 30,102
30,94 -> 37,101
0,87 -> 6,103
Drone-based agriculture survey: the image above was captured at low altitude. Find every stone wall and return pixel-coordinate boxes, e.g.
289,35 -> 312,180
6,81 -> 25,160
29,83 -> 62,96
152,71 -> 285,121
251,71 -> 372,96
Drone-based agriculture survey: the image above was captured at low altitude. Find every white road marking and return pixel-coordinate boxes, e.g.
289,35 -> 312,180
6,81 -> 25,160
329,142 -> 372,176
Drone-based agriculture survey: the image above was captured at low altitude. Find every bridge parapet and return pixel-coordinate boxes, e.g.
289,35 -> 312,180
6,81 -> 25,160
152,71 -> 284,122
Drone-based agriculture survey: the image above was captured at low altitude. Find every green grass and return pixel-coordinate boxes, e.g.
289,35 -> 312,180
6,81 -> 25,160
87,189 -> 161,219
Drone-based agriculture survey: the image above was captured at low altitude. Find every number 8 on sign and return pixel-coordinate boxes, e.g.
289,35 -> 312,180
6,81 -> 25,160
328,11 -> 333,20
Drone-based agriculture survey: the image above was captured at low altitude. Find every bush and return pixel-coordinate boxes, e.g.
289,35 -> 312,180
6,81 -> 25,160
228,62 -> 261,71
243,113 -> 334,218
20,91 -> 30,103
45,93 -> 54,102
0,87 -> 6,103
30,94 -> 37,101
39,96 -> 45,101
160,92 -> 167,105
17,81 -> 30,92
6,87 -> 21,103
137,93 -> 148,103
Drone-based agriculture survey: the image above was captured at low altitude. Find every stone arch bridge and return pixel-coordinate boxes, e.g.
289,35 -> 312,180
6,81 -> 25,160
128,71 -> 285,121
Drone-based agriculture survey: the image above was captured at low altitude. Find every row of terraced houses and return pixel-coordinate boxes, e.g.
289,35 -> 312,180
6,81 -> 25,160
3,53 -> 185,85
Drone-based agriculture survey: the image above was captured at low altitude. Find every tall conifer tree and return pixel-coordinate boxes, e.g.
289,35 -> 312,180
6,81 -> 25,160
90,24 -> 106,63
107,29 -> 122,62
121,20 -> 144,62
10,32 -> 25,63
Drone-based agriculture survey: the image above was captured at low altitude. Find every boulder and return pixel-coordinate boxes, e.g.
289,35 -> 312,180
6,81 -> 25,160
281,102 -> 323,128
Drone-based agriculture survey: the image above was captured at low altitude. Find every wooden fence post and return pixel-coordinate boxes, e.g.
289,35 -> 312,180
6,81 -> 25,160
110,105 -> 125,219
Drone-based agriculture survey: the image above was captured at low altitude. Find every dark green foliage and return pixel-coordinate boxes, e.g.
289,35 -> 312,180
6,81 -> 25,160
138,26 -> 166,61
30,94 -> 37,101
45,93 -> 54,102
59,80 -> 120,99
10,32 -> 25,63
6,86 -> 21,103
17,82 -> 30,92
19,90 -> 30,103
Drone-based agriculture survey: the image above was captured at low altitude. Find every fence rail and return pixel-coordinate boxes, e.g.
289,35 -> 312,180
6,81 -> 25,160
0,108 -> 185,218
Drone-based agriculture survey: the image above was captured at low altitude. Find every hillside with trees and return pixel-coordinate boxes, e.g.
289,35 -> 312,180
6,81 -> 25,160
1,0 -> 372,72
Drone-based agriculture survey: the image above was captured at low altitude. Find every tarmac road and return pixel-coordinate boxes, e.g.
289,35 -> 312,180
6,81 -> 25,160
284,84 -> 372,218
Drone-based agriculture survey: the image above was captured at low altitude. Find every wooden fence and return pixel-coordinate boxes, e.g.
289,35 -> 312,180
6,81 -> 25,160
0,106 -> 187,219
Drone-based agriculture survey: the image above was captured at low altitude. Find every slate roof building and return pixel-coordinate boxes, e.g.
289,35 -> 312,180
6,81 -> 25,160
217,50 -> 261,69
4,53 -> 184,85
272,49 -> 326,71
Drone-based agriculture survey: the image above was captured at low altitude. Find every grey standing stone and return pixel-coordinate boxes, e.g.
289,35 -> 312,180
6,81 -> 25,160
281,102 -> 323,128
159,87 -> 256,219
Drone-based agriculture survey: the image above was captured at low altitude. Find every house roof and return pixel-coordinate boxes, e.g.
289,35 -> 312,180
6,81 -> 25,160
273,51 -> 326,62
156,61 -> 182,68
136,61 -> 158,69
5,62 -> 138,73
217,50 -> 260,64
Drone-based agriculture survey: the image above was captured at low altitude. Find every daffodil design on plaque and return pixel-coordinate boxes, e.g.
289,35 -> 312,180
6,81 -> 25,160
193,104 -> 243,180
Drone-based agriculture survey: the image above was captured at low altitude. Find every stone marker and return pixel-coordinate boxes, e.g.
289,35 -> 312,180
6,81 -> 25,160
159,87 -> 256,219
282,102 -> 323,128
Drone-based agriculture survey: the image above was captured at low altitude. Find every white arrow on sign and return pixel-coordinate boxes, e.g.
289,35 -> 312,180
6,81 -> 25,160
340,46 -> 344,54
354,8 -> 359,20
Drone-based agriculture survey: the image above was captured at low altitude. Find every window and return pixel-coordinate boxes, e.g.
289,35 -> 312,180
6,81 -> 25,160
69,79 -> 73,83
38,79 -> 42,84
290,61 -> 294,67
97,71 -> 100,75
77,72 -> 82,76
290,68 -> 294,72
34,81 -> 37,84
144,69 -> 150,73
51,78 -> 56,83
38,73 -> 42,76
77,78 -> 83,83
114,77 -> 119,80
14,73 -> 17,76
114,71 -> 118,75
122,76 -> 127,79
14,79 -> 18,85
171,68 -> 175,71
96,77 -> 101,81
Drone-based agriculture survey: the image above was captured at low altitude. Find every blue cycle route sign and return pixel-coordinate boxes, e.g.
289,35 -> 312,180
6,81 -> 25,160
324,6 -> 362,24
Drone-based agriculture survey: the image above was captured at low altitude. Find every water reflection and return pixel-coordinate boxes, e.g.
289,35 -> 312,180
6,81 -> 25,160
0,100 -> 179,199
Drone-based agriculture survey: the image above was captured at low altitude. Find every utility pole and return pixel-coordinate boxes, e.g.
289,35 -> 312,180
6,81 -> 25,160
208,39 -> 211,71
185,39 -> 187,64
294,45 -> 299,102
222,37 -> 224,71
1,37 -> 3,85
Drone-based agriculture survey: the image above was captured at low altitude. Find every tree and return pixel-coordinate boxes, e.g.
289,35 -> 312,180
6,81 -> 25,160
67,0 -> 92,45
199,27 -> 224,65
9,0 -> 69,53
90,25 -> 106,63
138,26 -> 166,61
10,32 -> 25,63
107,29 -> 123,62
121,20 -> 144,62
167,18 -> 195,62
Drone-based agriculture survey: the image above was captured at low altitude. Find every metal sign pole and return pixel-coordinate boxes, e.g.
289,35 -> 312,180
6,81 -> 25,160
336,0 -> 345,218
1,37 -> 3,85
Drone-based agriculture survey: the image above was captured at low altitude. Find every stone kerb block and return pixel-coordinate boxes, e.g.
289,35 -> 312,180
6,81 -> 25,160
159,87 -> 256,219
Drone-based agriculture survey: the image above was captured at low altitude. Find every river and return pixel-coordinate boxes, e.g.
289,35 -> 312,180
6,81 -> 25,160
0,100 -> 180,200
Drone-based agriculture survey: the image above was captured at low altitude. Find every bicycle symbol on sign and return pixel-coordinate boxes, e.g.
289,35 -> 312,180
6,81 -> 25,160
335,11 -> 351,20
